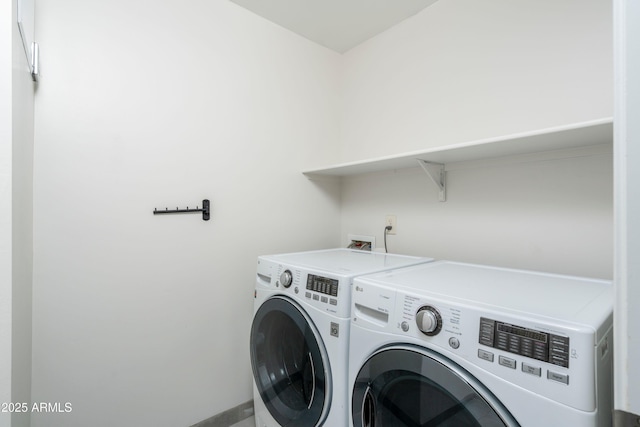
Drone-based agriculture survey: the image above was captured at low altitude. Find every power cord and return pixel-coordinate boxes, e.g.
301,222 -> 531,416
384,225 -> 392,253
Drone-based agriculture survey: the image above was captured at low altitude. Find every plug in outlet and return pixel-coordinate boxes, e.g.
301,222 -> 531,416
385,215 -> 397,235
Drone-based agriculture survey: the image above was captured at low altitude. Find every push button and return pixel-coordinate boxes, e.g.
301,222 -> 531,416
547,371 -> 569,385
499,356 -> 516,369
478,349 -> 494,362
522,363 -> 542,377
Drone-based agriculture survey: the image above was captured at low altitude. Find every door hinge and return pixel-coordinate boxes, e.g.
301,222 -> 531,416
613,409 -> 640,426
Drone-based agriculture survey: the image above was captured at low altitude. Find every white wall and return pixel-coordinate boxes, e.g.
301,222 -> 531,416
338,0 -> 613,279
614,0 -> 640,417
339,0 -> 612,163
32,1 -> 341,426
1,2 -> 13,424
1,0 -> 34,426
10,2 -> 34,423
341,146 -> 613,278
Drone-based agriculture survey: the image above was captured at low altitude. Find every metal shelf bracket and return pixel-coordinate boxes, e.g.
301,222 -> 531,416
417,160 -> 446,202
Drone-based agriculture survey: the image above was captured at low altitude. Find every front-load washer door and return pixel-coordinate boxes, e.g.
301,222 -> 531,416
251,296 -> 331,426
352,346 -> 519,427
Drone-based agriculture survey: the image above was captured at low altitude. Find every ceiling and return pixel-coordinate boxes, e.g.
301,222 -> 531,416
229,0 -> 439,53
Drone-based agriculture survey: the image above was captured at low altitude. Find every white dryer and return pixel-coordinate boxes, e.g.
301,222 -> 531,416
349,261 -> 613,427
250,248 -> 433,427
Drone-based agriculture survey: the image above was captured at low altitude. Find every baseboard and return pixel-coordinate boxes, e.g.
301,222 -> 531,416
190,400 -> 254,427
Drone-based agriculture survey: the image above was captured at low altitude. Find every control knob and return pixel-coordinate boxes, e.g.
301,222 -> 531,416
416,306 -> 442,336
280,270 -> 293,288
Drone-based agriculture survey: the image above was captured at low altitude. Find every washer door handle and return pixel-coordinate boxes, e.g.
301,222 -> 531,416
361,385 -> 376,427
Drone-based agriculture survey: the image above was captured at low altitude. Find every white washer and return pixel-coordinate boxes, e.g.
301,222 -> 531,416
349,261 -> 613,427
250,248 -> 434,427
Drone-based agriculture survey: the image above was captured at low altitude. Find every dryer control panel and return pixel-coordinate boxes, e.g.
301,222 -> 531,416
479,317 -> 570,368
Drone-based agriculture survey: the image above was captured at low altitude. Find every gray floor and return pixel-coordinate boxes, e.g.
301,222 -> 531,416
229,416 -> 254,427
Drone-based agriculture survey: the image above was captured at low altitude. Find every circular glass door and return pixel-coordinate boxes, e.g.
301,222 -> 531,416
352,346 -> 519,427
251,296 -> 330,426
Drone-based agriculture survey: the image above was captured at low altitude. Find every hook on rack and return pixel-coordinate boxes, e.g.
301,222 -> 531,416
153,199 -> 210,221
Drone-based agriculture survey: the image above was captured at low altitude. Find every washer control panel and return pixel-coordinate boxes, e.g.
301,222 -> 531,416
306,274 -> 339,297
268,263 -> 347,316
303,273 -> 341,313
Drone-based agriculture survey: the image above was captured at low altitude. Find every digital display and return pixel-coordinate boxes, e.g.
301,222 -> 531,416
306,274 -> 338,297
497,323 -> 547,343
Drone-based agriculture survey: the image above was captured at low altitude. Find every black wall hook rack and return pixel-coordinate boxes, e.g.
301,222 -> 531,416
153,199 -> 210,221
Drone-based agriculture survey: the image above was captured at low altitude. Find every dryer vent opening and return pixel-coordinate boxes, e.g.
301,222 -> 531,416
348,234 -> 375,251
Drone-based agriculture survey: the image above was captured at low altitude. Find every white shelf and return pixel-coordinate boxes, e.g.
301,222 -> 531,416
303,118 -> 613,177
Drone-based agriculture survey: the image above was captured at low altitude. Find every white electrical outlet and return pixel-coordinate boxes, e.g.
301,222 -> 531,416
385,215 -> 397,235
